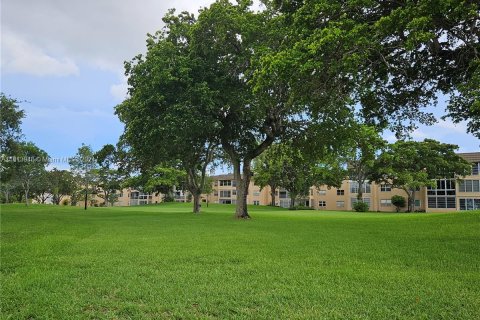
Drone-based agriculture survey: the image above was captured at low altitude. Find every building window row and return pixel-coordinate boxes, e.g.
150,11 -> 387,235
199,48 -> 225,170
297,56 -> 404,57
351,198 -> 371,207
219,190 -> 231,198
459,198 -> 480,210
350,182 -> 371,194
380,184 -> 392,192
380,199 -> 392,207
459,180 -> 480,193
472,162 -> 480,175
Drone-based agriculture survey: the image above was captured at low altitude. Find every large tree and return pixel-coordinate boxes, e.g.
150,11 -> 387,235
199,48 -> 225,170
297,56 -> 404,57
372,139 -> 471,212
116,10 -> 218,214
263,0 -> 479,137
0,93 -> 25,154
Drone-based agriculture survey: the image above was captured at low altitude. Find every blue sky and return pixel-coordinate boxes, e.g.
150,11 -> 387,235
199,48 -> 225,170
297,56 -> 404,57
1,0 -> 478,170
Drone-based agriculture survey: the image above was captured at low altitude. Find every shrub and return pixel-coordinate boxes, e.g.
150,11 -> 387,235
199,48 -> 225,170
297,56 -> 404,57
391,195 -> 406,212
353,201 -> 369,212
290,205 -> 314,210
62,199 -> 69,206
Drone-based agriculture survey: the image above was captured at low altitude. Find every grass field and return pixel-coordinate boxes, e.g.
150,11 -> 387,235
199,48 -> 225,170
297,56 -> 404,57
1,203 -> 479,319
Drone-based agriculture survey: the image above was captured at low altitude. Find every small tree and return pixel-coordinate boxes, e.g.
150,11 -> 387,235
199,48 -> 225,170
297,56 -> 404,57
391,195 -> 406,213
69,144 -> 98,210
373,139 -> 471,212
94,144 -> 123,207
50,169 -> 77,205
10,142 -> 49,206
253,145 -> 285,206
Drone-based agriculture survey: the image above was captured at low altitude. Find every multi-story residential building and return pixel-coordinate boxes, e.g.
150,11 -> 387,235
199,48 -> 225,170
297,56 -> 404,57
75,152 -> 480,212
206,152 -> 480,212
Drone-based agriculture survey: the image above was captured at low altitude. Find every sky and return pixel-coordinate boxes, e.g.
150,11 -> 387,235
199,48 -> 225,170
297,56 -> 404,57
1,0 -> 478,170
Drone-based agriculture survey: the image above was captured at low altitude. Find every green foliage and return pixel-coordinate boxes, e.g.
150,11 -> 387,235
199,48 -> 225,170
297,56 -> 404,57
2,204 -> 479,319
94,145 -> 123,206
262,0 -> 479,137
353,201 -> 369,212
7,142 -> 49,205
345,124 -> 387,201
391,195 -> 407,212
373,139 -> 471,211
49,169 -> 77,205
0,93 -> 25,154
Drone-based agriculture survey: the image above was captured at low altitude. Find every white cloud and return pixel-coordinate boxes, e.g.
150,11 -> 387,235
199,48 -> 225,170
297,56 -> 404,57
2,30 -> 79,77
110,76 -> 129,102
435,119 -> 468,134
2,0 -> 215,73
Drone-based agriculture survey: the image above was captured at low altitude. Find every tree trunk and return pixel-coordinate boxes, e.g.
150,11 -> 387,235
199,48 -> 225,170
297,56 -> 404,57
289,193 -> 296,209
233,160 -> 252,219
193,192 -> 201,214
357,179 -> 363,201
411,190 -> 416,212
270,185 -> 276,206
25,189 -> 29,206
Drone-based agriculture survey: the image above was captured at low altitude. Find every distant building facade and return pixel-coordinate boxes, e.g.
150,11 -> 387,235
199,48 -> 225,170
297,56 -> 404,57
77,152 -> 480,212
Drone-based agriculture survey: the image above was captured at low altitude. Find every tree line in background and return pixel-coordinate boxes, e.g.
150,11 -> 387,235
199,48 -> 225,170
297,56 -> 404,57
1,1 -> 478,216
0,91 -> 473,212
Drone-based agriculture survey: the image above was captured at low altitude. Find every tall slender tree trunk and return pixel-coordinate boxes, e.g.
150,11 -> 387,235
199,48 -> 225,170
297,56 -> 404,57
233,159 -> 252,219
289,193 -> 296,209
357,179 -> 364,201
270,185 -> 276,206
193,192 -> 201,214
24,190 -> 29,206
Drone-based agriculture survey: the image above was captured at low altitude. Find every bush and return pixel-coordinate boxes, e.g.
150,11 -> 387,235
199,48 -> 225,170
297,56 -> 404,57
391,195 -> 406,212
62,199 -> 69,206
353,201 -> 369,212
163,195 -> 175,202
289,205 -> 314,210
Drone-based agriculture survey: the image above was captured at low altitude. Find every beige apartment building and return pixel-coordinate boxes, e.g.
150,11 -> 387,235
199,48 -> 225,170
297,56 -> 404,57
78,152 -> 479,212
206,152 -> 480,212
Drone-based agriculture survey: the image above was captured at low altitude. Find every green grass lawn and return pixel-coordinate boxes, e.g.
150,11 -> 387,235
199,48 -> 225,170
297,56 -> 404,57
1,203 -> 479,319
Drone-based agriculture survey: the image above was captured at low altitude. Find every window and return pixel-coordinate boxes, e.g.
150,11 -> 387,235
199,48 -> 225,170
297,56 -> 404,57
337,190 -> 345,196
219,190 -> 231,198
232,190 -> 237,196
336,201 -> 344,207
415,199 -> 421,207
219,180 -> 232,186
380,184 -> 392,192
459,180 -> 480,192
380,199 -> 392,207
427,179 -> 456,209
350,182 -> 371,194
214,192 -> 218,196
279,191 -> 288,199
253,200 -> 260,205
459,198 -> 480,210
219,199 -> 232,204
319,201 -> 326,207
318,190 -> 327,196
472,162 -> 480,175
253,191 -> 260,196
